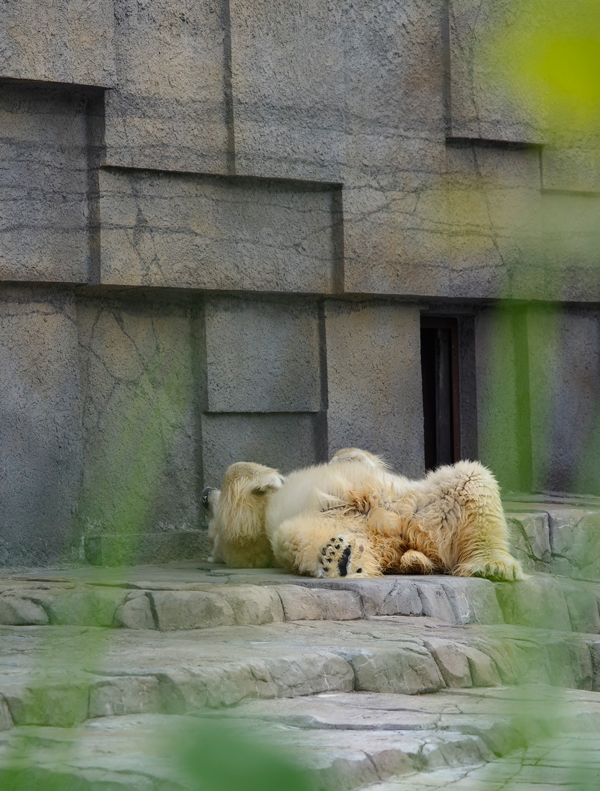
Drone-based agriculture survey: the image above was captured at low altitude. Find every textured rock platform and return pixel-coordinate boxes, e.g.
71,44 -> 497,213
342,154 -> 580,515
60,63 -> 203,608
2,560 -> 600,788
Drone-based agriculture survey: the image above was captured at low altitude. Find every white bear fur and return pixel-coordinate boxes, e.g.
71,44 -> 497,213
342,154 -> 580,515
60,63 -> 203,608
205,449 -> 523,581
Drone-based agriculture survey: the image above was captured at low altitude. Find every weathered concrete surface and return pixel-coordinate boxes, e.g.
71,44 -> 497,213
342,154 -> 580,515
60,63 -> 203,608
542,192 -> 600,299
77,296 -> 202,554
2,0 -> 600,569
8,558 -> 600,630
230,0 -> 345,182
0,288 -> 82,566
201,412 -> 320,489
106,0 -> 228,174
1,559 -> 600,788
447,0 -> 543,144
0,617 -> 599,726
344,142 -> 544,301
97,169 -> 338,292
85,532 -> 210,568
205,296 -> 321,412
507,512 -> 551,573
371,730 -> 600,789
475,307 -> 530,493
324,301 -> 424,477
528,307 -> 600,496
1,685 -> 600,789
0,0 -> 115,86
543,145 -> 600,194
0,84 -> 93,284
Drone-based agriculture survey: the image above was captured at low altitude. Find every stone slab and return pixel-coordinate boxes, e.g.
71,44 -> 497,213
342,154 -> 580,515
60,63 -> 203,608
548,508 -> 600,581
0,287 -> 83,566
542,145 -> 600,194
276,586 -> 362,622
85,533 -> 210,567
201,412 -> 319,489
0,84 -> 92,284
77,296 -> 203,551
230,0 -> 344,182
342,142 -> 544,301
447,0 -> 543,143
0,597 -> 48,626
150,591 -> 235,631
45,589 -> 128,627
494,577 -> 572,631
97,169 -> 338,292
106,0 -> 227,173
2,686 -> 600,790
217,586 -> 284,626
324,301 -> 424,476
506,512 -> 551,573
205,297 -> 321,412
528,308 -> 600,496
0,0 -> 115,86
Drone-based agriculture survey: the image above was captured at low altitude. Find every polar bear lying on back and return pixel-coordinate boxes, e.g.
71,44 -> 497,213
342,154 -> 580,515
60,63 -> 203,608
203,449 -> 523,581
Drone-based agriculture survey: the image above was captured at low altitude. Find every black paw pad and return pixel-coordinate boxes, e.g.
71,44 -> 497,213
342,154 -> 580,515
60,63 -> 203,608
337,545 -> 352,577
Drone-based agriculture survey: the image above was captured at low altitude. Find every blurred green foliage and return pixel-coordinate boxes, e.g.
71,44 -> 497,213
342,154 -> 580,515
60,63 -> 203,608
488,0 -> 600,135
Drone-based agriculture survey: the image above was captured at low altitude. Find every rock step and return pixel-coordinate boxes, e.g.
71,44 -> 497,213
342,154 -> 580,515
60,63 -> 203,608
1,685 -> 599,791
3,571 -> 600,635
503,504 -> 600,581
367,732 -> 600,789
2,615 -> 600,730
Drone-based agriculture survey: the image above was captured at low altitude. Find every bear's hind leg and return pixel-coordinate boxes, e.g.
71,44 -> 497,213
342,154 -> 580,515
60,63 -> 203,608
434,462 -> 525,581
398,549 -> 436,574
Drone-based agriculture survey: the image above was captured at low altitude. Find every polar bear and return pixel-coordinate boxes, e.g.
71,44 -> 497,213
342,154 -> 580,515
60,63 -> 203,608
203,450 -> 523,581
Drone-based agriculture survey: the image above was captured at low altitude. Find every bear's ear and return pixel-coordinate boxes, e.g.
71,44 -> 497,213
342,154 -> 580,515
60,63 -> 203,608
252,475 -> 285,495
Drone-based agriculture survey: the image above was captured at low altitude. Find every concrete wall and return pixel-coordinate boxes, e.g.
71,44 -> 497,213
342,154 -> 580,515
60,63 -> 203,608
1,0 -> 599,564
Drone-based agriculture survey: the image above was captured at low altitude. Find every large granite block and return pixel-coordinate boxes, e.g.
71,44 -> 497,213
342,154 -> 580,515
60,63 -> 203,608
342,0 -> 444,140
447,0 -> 543,143
0,287 -> 82,566
205,297 -> 320,412
230,0 -> 344,181
542,146 -> 600,194
506,512 -> 551,573
495,576 -> 572,631
0,83 -> 95,284
97,169 -> 338,292
475,307 -> 531,493
343,142 -> 543,300
548,508 -> 600,581
527,308 -> 600,495
106,0 -> 228,173
201,413 -> 318,488
77,296 -> 202,557
541,193 -> 600,301
324,301 -> 424,476
0,0 -> 115,86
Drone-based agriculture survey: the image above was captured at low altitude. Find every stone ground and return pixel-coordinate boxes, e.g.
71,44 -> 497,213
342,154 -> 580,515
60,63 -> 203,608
2,544 -> 600,789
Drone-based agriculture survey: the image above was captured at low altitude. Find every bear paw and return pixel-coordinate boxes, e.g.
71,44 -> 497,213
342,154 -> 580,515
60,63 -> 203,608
455,554 -> 524,581
318,534 -> 365,578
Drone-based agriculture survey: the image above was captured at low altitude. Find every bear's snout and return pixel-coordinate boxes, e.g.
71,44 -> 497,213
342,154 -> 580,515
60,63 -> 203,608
201,487 -> 217,510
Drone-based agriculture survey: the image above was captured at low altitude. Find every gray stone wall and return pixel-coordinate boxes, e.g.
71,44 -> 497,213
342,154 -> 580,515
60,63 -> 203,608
1,0 -> 599,564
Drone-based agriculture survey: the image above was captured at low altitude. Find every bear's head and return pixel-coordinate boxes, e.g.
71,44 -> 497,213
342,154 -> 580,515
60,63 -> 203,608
202,462 -> 284,568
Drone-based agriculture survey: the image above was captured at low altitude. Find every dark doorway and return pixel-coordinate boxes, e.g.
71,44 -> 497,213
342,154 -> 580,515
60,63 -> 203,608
421,317 -> 461,471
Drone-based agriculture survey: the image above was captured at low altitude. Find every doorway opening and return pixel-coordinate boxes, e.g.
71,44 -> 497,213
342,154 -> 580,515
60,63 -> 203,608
421,317 -> 461,471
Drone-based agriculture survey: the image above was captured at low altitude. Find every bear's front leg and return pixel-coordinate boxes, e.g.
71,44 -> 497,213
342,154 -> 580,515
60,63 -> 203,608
271,514 -> 381,578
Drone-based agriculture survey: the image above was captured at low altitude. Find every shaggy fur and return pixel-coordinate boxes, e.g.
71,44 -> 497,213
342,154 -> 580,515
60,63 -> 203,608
204,452 -> 523,581
205,462 -> 283,568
